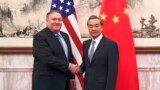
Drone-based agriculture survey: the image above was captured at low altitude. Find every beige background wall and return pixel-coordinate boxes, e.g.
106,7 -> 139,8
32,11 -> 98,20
1,53 -> 160,90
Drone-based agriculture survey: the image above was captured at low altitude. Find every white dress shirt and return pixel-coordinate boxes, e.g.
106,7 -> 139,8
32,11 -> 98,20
88,34 -> 103,57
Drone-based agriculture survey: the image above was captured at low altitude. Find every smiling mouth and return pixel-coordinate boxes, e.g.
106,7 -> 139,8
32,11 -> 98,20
53,24 -> 61,27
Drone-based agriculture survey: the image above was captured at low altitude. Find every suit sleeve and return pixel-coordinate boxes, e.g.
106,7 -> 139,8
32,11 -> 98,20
67,37 -> 75,79
105,42 -> 119,90
80,56 -> 86,74
33,34 -> 69,73
80,42 -> 86,74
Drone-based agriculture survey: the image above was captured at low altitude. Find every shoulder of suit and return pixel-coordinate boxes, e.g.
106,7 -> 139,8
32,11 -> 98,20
60,31 -> 67,35
83,39 -> 92,44
102,36 -> 117,45
60,31 -> 69,37
33,27 -> 48,38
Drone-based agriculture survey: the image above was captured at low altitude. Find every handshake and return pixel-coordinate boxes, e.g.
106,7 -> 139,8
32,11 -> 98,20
69,64 -> 81,74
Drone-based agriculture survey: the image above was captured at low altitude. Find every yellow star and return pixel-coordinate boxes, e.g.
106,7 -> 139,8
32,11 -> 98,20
100,13 -> 107,20
124,8 -> 128,15
112,16 -> 119,24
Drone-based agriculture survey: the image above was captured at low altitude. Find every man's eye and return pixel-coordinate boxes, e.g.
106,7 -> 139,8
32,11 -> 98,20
88,24 -> 100,28
95,25 -> 100,27
89,25 -> 93,28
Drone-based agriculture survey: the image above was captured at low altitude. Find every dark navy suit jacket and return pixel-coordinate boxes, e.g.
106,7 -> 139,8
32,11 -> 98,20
81,36 -> 119,90
32,27 -> 74,90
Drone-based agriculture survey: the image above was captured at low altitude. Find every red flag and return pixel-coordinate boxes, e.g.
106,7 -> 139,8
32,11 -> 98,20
100,0 -> 139,90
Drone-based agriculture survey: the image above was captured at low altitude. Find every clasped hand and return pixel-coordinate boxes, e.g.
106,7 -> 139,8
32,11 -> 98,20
69,64 -> 81,74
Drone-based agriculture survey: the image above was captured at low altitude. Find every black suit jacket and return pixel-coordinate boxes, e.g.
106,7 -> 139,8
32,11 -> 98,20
81,36 -> 119,90
32,27 -> 74,90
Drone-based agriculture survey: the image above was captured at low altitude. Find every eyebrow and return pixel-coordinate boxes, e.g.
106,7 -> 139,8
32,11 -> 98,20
88,24 -> 100,26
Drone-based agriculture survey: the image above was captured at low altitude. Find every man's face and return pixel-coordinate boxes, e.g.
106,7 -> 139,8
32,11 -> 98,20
87,19 -> 102,39
46,12 -> 63,33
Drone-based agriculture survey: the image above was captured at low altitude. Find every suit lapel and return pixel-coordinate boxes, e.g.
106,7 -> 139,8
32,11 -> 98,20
45,29 -> 67,59
84,39 -> 92,64
45,28 -> 60,49
90,37 -> 104,65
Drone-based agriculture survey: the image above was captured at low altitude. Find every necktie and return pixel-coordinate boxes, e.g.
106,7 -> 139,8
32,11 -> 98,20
56,33 -> 68,59
89,40 -> 95,62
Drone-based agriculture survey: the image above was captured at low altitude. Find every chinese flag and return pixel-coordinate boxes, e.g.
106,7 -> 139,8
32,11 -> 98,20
100,0 -> 139,90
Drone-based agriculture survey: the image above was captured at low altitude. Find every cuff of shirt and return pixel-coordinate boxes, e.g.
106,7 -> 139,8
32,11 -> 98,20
69,63 -> 71,68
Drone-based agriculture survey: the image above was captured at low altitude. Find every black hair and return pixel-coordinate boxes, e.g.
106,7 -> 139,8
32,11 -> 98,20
87,15 -> 103,26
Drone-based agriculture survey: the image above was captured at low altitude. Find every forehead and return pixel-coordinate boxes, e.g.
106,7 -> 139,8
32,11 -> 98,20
88,19 -> 100,25
49,12 -> 62,18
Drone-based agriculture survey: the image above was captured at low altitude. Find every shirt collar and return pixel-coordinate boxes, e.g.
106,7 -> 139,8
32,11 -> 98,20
92,34 -> 103,44
54,32 -> 61,36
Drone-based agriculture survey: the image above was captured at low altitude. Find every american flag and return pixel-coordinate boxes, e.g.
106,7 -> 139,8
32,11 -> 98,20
51,0 -> 84,90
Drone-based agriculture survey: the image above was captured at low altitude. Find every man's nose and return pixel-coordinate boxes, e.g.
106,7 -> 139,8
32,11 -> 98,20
55,20 -> 60,23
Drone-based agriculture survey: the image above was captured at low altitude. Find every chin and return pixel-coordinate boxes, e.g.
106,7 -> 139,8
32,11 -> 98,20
92,34 -> 98,37
54,28 -> 60,31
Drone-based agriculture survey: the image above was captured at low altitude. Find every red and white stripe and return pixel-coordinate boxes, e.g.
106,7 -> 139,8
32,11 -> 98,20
61,13 -> 84,90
